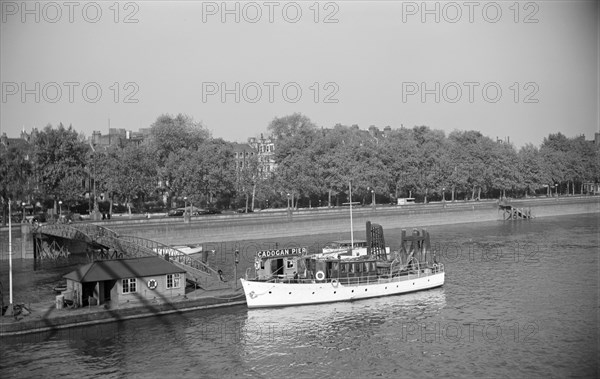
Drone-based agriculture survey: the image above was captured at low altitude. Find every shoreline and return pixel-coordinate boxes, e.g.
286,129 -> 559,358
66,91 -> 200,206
1,197 -> 598,253
1,288 -> 246,337
1,197 -> 598,336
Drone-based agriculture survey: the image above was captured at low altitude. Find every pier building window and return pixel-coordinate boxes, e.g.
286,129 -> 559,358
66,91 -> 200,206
122,278 -> 137,293
167,273 -> 181,289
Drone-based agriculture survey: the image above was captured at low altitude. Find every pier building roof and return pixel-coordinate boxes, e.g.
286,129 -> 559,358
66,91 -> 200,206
64,256 -> 185,283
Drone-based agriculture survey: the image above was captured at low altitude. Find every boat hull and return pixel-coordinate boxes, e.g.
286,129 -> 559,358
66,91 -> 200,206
240,272 -> 445,308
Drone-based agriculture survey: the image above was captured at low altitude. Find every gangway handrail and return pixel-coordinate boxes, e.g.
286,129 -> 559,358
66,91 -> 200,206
118,235 -> 219,277
34,223 -> 228,287
36,223 -> 94,243
70,223 -> 120,239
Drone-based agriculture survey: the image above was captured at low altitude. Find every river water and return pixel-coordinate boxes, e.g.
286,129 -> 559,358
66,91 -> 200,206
0,213 -> 598,378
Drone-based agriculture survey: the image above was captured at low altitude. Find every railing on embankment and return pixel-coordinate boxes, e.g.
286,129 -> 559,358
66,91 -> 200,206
85,196 -> 599,245
4,196 -> 597,259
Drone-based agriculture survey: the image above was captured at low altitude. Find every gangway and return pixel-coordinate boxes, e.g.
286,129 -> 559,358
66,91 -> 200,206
499,204 -> 533,220
34,223 -> 230,290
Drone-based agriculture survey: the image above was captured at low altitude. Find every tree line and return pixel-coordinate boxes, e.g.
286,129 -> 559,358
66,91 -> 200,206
1,112 -> 598,222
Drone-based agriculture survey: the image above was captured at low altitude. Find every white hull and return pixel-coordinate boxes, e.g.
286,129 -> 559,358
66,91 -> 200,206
240,271 -> 445,308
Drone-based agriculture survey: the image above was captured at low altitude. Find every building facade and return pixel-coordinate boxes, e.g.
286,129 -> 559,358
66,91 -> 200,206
248,134 -> 277,177
63,256 -> 186,308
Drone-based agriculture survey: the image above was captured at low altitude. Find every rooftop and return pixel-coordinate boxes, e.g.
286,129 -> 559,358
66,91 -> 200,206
64,256 -> 185,283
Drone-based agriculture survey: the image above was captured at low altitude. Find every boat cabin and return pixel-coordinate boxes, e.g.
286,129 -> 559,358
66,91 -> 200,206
254,247 -> 308,281
306,257 -> 380,283
320,240 -> 369,258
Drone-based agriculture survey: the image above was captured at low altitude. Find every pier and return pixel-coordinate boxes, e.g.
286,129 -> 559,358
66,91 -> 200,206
499,204 -> 533,220
32,223 -> 231,291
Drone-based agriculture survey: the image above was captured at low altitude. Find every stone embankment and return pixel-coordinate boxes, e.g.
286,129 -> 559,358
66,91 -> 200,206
1,196 -> 598,259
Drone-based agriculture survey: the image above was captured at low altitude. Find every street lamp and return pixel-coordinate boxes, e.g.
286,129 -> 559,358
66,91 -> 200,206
287,193 -> 290,209
554,183 -> 558,197
58,200 -> 62,220
22,202 -> 26,223
371,189 -> 375,209
234,249 -> 240,290
90,143 -> 99,219
442,187 -> 446,202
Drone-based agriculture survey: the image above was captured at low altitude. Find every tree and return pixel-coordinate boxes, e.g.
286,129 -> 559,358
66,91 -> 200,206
0,136 -> 32,224
540,133 -> 570,195
30,124 -> 88,214
111,144 -> 158,214
411,126 -> 446,202
379,127 -> 419,200
517,144 -> 545,196
147,114 -> 210,165
268,113 -> 318,207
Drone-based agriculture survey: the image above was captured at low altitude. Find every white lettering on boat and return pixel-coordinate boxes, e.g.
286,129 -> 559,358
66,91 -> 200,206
256,247 -> 307,258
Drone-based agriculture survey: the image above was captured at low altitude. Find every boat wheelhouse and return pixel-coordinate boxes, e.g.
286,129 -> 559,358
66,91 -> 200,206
317,239 -> 390,260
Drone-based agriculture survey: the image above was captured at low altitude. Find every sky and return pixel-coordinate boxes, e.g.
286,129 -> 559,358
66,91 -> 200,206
1,0 -> 598,148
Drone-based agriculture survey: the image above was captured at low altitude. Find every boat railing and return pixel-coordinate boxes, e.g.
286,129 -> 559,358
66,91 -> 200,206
248,263 -> 444,283
431,263 -> 444,274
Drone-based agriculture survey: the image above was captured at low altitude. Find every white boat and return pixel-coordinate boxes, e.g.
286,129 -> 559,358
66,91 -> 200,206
240,221 -> 444,308
240,182 -> 445,308
154,244 -> 204,256
170,244 -> 204,255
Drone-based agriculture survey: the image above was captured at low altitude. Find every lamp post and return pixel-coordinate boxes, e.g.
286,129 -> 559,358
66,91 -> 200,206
93,151 -> 97,213
58,200 -> 62,219
22,202 -> 26,223
442,187 -> 446,202
183,196 -> 189,223
287,193 -> 290,209
90,143 -> 99,219
6,200 -> 14,316
234,249 -> 239,290
371,189 -> 375,209
555,183 -> 558,197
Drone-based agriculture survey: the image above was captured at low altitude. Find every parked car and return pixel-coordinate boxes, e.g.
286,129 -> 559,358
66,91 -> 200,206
168,209 -> 185,217
236,207 -> 254,213
205,207 -> 222,214
60,212 -> 82,223
26,213 -> 47,223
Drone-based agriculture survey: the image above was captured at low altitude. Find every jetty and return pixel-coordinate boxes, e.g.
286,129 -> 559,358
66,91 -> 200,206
499,204 -> 533,220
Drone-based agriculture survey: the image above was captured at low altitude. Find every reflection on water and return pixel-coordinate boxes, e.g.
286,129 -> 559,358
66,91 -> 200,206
239,290 -> 447,378
243,289 -> 447,343
1,214 -> 598,379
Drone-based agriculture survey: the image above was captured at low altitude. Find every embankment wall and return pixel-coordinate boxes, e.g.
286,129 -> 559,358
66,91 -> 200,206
1,197 -> 597,259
